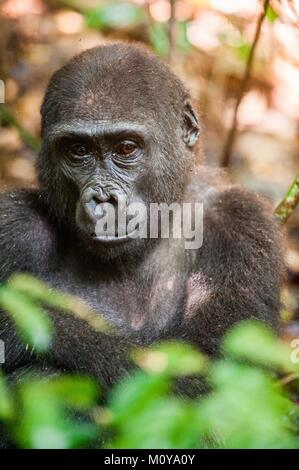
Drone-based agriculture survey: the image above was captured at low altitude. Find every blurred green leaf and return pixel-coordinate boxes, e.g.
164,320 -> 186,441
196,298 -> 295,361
111,398 -> 199,449
198,361 -> 297,448
177,21 -> 191,54
109,371 -> 169,426
15,376 -> 99,449
149,22 -> 169,57
0,373 -> 14,420
9,274 -> 72,310
8,274 -> 111,334
222,321 -> 299,373
266,4 -> 279,23
0,105 -> 40,152
132,341 -> 206,376
0,286 -> 52,352
1,275 -> 299,449
85,2 -> 145,30
236,41 -> 251,62
45,375 -> 99,409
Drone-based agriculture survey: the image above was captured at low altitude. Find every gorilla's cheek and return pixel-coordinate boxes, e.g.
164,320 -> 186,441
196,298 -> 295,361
75,201 -> 95,236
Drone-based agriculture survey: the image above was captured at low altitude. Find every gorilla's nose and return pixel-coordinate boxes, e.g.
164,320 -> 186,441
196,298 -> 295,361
82,187 -> 109,204
82,189 -> 116,225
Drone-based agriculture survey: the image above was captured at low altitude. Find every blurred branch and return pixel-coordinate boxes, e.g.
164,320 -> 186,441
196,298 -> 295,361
49,0 -> 82,12
168,0 -> 176,63
275,174 -> 299,224
288,0 -> 299,23
272,0 -> 299,27
0,105 -> 40,153
220,0 -> 270,167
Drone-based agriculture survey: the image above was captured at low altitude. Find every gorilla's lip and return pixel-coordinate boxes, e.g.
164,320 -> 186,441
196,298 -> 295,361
91,232 -> 137,245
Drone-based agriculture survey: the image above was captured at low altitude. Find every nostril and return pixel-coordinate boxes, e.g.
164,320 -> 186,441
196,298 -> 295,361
82,188 -> 110,205
92,193 -> 110,204
93,194 -> 117,207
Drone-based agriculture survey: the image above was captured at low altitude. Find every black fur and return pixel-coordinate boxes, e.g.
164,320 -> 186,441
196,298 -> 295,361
0,44 -> 284,401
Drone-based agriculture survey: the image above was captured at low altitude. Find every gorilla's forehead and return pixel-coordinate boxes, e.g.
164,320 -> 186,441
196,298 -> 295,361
52,84 -> 164,125
73,82 -> 165,122
41,44 -> 188,133
46,120 -> 150,141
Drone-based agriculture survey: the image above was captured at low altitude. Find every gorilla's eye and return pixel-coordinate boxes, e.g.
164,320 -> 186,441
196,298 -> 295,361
69,142 -> 90,157
116,141 -> 138,156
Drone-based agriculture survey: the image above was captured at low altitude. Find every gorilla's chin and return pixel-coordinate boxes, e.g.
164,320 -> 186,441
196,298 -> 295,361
77,228 -> 152,262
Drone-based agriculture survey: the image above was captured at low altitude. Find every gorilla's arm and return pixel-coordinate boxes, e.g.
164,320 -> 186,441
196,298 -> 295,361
0,187 -> 284,382
0,190 -> 53,280
0,191 -> 133,390
0,190 -> 51,370
185,186 -> 284,354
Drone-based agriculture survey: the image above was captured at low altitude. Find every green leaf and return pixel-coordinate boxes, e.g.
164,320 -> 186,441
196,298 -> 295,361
0,286 -> 53,352
149,22 -> 169,58
109,371 -> 169,425
197,361 -> 296,448
236,41 -> 251,62
110,398 -> 199,449
85,3 -> 144,30
222,321 -> 298,373
8,274 -> 111,334
9,274 -> 68,308
132,341 -> 206,376
266,4 -> 279,23
15,376 -> 98,449
45,376 -> 99,409
177,21 -> 191,54
0,373 -> 14,420
0,105 -> 40,152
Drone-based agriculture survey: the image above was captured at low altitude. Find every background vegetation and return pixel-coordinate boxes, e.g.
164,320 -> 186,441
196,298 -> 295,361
1,0 -> 299,448
0,274 -> 299,449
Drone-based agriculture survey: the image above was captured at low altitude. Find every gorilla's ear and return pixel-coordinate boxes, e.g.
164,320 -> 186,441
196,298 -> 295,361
182,101 -> 200,147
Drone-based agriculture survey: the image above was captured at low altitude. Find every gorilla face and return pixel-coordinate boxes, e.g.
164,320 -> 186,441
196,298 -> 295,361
48,119 -> 151,246
38,44 -> 199,257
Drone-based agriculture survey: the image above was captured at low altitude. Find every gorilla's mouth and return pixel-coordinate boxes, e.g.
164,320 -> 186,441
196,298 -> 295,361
91,230 -> 139,245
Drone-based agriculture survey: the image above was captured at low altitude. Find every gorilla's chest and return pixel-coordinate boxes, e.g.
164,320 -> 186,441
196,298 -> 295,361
47,244 -> 190,339
94,271 -> 187,335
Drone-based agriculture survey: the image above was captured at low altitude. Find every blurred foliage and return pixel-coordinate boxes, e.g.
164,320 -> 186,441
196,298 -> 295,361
85,2 -> 146,31
0,275 -> 298,448
149,20 -> 191,57
266,4 -> 279,23
84,1 -> 191,57
149,21 -> 170,57
14,375 -> 99,449
275,175 -> 299,224
0,285 -> 52,352
1,0 -> 299,449
0,105 -> 41,152
2,274 -> 111,343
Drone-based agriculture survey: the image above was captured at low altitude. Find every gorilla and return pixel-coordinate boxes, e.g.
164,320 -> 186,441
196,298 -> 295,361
0,43 -> 284,392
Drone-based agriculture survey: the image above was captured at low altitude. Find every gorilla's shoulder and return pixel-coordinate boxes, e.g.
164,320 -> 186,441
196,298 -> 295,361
0,188 -> 41,212
189,166 -> 277,223
0,189 -> 55,281
206,185 -> 277,229
0,189 -> 49,230
185,165 -> 228,202
187,167 -> 282,245
201,185 -> 284,275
